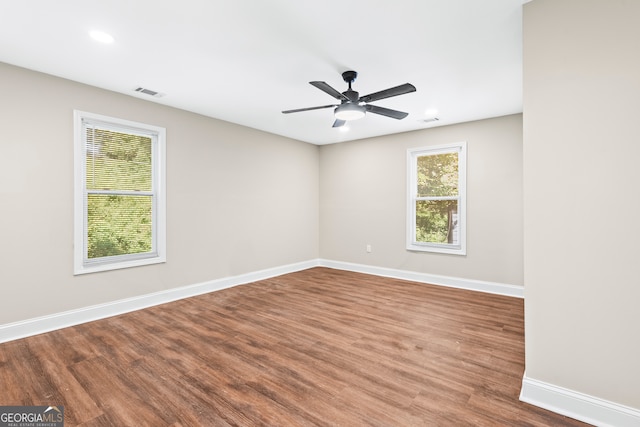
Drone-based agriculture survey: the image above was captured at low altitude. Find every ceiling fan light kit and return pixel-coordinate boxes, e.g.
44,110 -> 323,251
334,103 -> 366,121
282,70 -> 416,128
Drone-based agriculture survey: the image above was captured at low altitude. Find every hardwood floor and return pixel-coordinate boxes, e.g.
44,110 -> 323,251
0,267 -> 588,426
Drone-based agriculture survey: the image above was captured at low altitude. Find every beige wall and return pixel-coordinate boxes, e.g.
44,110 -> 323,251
0,62 -> 319,324
319,114 -> 523,286
524,0 -> 640,408
0,62 -> 523,327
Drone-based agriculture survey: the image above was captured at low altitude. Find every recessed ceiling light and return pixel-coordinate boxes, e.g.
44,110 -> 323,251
89,30 -> 114,44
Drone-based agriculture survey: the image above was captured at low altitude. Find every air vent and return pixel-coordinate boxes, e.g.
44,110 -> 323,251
421,117 -> 439,123
134,87 -> 164,98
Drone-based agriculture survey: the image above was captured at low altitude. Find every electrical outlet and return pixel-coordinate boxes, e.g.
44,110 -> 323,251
366,244 -> 372,253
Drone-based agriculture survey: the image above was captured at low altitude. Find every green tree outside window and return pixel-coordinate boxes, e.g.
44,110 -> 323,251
415,152 -> 459,245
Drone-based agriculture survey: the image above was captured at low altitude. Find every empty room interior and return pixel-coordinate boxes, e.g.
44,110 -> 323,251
0,0 -> 639,426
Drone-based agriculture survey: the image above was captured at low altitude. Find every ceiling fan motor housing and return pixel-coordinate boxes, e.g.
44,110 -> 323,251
343,89 -> 359,102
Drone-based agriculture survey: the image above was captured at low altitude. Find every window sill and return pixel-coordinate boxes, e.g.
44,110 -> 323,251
406,243 -> 466,256
74,254 -> 166,275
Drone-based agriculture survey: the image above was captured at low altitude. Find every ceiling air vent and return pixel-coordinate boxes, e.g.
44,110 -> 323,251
421,117 -> 439,123
134,87 -> 164,98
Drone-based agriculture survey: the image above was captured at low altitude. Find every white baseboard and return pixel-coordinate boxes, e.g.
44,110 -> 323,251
318,259 -> 524,298
520,375 -> 640,427
0,258 -> 522,344
0,259 -> 319,344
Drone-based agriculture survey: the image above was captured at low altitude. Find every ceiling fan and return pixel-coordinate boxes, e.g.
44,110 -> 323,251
282,70 -> 417,128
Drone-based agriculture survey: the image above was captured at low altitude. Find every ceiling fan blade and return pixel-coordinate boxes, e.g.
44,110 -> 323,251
365,104 -> 409,120
332,119 -> 346,128
282,104 -> 337,114
310,81 -> 349,101
359,83 -> 416,103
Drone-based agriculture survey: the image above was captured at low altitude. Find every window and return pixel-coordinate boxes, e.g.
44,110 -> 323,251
407,142 -> 466,255
74,111 -> 166,274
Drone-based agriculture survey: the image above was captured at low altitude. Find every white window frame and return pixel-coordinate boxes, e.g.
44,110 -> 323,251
407,141 -> 467,255
73,110 -> 166,275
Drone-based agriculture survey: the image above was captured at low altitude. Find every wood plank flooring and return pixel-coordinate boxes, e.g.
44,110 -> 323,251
0,268 -> 588,426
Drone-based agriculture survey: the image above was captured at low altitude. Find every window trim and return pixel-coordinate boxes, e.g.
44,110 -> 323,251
73,110 -> 166,275
406,141 -> 467,255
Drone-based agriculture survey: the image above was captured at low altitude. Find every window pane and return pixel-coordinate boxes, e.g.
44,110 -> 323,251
86,128 -> 152,191
415,200 -> 459,244
417,152 -> 458,197
87,194 -> 152,259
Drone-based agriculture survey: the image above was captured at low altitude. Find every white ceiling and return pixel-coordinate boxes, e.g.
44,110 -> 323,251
0,0 -> 524,145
